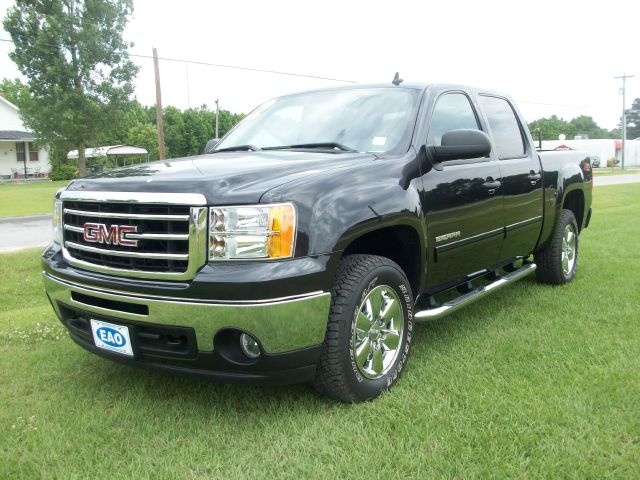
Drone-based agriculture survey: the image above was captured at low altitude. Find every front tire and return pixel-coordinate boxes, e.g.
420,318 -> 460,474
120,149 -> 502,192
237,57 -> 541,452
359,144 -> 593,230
535,209 -> 579,284
313,254 -> 414,402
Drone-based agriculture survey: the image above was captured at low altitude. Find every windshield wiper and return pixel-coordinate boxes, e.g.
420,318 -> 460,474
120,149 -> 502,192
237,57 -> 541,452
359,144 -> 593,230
263,142 -> 358,153
213,144 -> 262,153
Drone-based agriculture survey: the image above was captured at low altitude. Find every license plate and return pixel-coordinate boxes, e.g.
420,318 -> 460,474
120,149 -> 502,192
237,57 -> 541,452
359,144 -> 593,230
90,319 -> 134,357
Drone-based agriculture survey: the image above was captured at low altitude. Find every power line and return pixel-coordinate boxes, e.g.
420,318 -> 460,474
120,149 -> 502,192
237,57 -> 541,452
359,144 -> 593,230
0,37 -> 356,84
0,37 -> 610,111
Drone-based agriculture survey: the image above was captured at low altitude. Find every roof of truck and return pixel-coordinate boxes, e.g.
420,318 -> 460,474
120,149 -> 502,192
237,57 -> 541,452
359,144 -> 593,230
278,82 -> 511,98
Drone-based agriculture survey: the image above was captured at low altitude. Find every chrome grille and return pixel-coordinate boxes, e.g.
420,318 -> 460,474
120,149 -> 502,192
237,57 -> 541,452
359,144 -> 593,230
59,192 -> 208,280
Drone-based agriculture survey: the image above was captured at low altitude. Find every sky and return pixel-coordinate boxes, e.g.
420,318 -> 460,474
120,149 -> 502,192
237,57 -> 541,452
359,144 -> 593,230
0,0 -> 638,130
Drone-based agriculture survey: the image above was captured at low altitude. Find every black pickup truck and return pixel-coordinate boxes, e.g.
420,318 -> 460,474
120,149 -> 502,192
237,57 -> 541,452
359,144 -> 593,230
42,82 -> 592,402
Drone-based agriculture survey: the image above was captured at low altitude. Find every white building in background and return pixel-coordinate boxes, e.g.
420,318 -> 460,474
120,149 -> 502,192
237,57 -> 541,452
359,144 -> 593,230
539,138 -> 640,167
0,94 -> 50,179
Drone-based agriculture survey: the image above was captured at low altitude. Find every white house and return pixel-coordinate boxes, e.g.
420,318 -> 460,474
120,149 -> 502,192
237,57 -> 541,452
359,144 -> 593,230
0,94 -> 50,179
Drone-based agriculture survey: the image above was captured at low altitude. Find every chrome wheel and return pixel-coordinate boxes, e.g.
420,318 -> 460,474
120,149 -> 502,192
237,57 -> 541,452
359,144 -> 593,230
561,223 -> 577,275
353,285 -> 404,380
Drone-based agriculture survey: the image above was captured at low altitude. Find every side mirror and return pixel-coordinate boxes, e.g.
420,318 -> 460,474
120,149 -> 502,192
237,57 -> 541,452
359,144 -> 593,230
203,138 -> 220,154
428,129 -> 491,162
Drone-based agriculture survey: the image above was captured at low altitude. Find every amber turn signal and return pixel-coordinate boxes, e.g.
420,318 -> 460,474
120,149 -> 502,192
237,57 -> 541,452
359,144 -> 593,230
268,204 -> 296,258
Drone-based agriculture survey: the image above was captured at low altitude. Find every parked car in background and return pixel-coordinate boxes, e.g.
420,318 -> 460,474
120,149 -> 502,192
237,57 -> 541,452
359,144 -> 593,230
42,81 -> 593,402
591,156 -> 601,168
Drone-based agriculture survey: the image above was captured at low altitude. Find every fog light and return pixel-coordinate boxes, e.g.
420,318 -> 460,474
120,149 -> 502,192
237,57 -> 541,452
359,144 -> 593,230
239,333 -> 261,359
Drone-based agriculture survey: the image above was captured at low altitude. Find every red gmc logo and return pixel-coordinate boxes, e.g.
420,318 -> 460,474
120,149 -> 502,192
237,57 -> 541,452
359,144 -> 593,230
83,223 -> 139,247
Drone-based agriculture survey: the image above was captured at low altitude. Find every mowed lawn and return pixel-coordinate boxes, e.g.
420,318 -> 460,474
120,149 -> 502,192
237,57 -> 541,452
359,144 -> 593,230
592,168 -> 639,176
1,184 -> 638,479
0,181 -> 69,217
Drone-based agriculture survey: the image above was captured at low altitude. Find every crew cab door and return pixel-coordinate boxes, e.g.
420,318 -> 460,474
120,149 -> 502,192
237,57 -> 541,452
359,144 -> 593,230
477,95 -> 544,258
420,91 -> 505,287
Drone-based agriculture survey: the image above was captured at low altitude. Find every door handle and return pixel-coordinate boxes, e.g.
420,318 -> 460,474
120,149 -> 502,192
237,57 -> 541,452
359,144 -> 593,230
482,180 -> 501,189
482,178 -> 501,195
528,171 -> 541,184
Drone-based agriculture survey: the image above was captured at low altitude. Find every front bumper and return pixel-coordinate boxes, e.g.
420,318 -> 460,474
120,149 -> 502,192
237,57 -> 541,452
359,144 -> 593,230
42,246 -> 333,384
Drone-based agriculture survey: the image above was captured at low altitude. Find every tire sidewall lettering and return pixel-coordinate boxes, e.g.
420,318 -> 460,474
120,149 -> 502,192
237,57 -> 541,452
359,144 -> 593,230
349,272 -> 413,386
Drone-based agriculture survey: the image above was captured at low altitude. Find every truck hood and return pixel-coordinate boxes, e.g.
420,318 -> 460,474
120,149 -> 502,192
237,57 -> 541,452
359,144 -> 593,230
66,151 -> 374,204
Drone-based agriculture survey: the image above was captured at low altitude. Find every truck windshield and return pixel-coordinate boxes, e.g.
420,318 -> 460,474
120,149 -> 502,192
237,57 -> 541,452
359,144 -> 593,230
215,88 -> 420,155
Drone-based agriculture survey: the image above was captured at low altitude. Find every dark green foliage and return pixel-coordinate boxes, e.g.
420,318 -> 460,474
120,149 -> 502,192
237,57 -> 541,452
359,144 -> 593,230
110,100 -> 151,145
157,104 -> 244,158
528,115 -> 617,141
0,78 -> 28,105
624,98 -> 640,139
126,123 -> 159,160
48,163 -> 78,181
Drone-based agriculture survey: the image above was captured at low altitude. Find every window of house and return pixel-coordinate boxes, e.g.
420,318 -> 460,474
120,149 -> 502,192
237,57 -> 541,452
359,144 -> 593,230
29,144 -> 39,161
16,142 -> 25,162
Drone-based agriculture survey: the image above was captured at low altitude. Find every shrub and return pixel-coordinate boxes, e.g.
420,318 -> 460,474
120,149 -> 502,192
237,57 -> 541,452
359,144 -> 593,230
48,164 -> 78,181
606,157 -> 620,168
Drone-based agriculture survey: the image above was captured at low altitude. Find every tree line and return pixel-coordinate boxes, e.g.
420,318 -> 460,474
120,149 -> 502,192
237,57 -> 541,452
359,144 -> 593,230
1,76 -> 244,167
527,114 -> 625,142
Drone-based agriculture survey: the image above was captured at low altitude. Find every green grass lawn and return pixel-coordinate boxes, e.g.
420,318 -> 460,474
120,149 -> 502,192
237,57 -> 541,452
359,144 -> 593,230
0,180 -> 69,217
592,167 -> 639,175
1,184 -> 638,478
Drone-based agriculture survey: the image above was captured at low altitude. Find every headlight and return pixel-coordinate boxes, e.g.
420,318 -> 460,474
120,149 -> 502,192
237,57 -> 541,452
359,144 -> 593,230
52,198 -> 63,245
209,203 -> 296,260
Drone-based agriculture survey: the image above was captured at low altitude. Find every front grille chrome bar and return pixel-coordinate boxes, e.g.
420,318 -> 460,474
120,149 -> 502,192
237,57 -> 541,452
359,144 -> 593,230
63,224 -> 189,241
59,191 -> 207,205
65,241 -> 189,260
63,208 -> 189,221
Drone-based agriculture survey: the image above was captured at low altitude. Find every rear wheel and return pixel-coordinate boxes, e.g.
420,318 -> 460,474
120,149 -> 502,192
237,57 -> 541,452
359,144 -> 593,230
313,254 -> 414,402
535,209 -> 579,284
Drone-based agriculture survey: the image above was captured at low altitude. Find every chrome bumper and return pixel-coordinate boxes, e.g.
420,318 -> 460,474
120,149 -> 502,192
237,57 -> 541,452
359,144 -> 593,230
43,272 -> 331,354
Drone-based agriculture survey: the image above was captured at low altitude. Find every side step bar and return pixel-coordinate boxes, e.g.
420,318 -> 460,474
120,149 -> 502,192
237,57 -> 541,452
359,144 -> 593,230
415,263 -> 537,320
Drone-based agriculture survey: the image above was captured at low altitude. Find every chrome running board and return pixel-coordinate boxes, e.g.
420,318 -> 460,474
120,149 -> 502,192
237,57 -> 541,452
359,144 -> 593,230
414,263 -> 537,320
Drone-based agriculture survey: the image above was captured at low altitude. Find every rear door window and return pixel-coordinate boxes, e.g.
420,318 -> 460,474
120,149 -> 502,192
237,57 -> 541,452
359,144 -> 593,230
478,96 -> 526,159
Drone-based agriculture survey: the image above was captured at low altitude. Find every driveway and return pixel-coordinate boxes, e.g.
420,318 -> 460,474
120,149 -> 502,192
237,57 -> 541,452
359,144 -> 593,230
0,214 -> 52,252
593,173 -> 640,187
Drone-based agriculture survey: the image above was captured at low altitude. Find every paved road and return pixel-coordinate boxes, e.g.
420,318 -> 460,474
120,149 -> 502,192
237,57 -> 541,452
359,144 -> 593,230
593,173 -> 640,187
0,214 -> 52,253
0,174 -> 638,253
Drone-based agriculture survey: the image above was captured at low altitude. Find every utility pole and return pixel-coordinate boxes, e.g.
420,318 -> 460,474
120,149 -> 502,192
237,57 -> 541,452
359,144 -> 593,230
215,98 -> 219,139
153,47 -> 166,160
615,73 -> 635,170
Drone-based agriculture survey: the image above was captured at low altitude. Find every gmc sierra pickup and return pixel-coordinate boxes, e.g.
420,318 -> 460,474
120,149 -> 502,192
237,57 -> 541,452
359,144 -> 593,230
42,82 -> 592,402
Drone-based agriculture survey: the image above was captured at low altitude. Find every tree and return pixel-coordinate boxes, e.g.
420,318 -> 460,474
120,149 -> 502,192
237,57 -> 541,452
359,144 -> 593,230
528,114 -> 616,141
163,106 -> 187,158
110,100 -> 151,145
182,107 -> 214,156
127,123 -> 159,160
217,109 -> 245,139
0,77 -> 28,105
625,98 -> 640,140
568,115 -> 609,139
3,0 -> 138,176
528,115 -> 575,141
